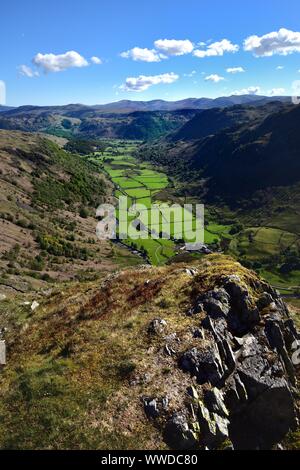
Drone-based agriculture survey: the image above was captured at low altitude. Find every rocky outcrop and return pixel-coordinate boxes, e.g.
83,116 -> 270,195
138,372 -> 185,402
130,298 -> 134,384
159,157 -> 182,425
147,318 -> 167,336
164,412 -> 199,450
145,274 -> 299,450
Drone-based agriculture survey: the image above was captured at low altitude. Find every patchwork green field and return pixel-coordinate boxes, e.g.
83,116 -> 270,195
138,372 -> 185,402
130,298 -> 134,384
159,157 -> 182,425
228,225 -> 300,293
230,227 -> 299,259
89,141 -> 229,265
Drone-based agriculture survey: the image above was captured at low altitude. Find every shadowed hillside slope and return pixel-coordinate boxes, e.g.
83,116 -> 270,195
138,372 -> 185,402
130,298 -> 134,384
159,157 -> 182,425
171,102 -> 288,142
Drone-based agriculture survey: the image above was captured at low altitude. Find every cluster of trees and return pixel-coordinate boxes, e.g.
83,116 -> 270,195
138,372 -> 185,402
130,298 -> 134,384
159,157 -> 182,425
240,246 -> 300,275
36,234 -> 89,260
64,139 -> 107,155
32,140 -> 106,210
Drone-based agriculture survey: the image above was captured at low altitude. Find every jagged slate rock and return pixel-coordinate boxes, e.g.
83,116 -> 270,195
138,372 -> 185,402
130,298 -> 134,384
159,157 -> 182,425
216,340 -> 233,380
143,397 -> 160,418
223,275 -> 246,298
279,347 -> 296,386
236,334 -> 262,360
202,316 -> 219,339
164,344 -> 176,356
201,316 -> 229,344
0,340 -> 6,365
180,347 -> 224,385
30,300 -> 40,311
233,333 -> 260,351
257,292 -> 274,310
284,319 -> 299,349
187,303 -> 204,316
204,388 -> 229,418
212,413 -> 230,441
185,268 -> 198,276
234,374 -> 248,403
266,298 -> 290,321
224,382 -> 240,413
284,319 -> 298,339
224,373 -> 248,414
222,274 -> 242,286
216,341 -> 227,367
223,276 -> 260,334
238,353 -> 287,401
192,328 -> 205,339
266,307 -> 283,322
264,320 -> 296,383
232,335 -> 245,348
265,319 -> 285,351
222,339 -> 236,372
231,382 -> 297,450
164,413 -> 198,450
198,401 -> 217,441
213,318 -> 230,341
274,297 -> 290,318
229,299 -> 260,336
164,333 -> 179,342
147,318 -> 167,335
187,385 -> 199,401
264,285 -> 281,300
198,288 -> 230,319
162,397 -> 170,411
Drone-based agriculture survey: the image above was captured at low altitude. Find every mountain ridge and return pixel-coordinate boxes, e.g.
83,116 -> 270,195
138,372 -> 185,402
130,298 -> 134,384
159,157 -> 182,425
1,95 -> 290,115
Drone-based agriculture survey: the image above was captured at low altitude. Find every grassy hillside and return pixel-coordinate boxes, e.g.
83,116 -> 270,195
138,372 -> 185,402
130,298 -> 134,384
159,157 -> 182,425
0,131 -> 141,292
0,255 -> 298,449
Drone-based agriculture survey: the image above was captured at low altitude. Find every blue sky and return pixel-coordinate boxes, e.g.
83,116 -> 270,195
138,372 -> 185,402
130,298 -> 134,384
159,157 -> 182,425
1,0 -> 300,106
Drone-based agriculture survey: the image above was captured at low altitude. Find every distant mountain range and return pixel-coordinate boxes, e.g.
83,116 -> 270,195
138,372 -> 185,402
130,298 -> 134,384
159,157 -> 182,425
0,95 -> 291,141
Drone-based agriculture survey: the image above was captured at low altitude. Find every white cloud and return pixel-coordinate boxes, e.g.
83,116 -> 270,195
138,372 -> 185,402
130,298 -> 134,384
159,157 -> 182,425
268,88 -> 286,96
193,39 -> 239,58
18,64 -> 39,77
226,66 -> 245,74
121,72 -> 179,92
205,74 -> 225,83
244,28 -> 300,57
154,39 -> 194,56
33,51 -> 89,73
120,47 -> 163,62
91,56 -> 102,64
276,65 -> 284,70
232,86 -> 261,95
